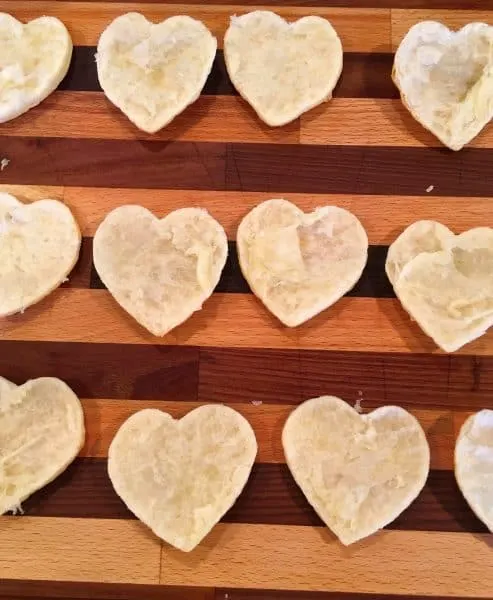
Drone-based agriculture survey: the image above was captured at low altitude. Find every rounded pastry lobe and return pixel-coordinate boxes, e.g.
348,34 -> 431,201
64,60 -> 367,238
282,395 -> 430,545
0,192 -> 81,317
455,409 -> 493,532
93,205 -> 228,336
0,13 -> 73,123
96,12 -> 217,133
0,377 -> 85,515
387,221 -> 493,353
108,405 -> 257,551
224,10 -> 343,126
237,198 -> 368,327
393,20 -> 493,150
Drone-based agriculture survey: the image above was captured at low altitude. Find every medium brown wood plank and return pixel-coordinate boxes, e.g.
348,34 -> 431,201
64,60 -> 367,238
10,0 -> 493,8
0,341 -> 198,400
10,458 -> 484,533
0,518 -> 160,584
11,95 -> 493,149
1,290 -> 492,355
301,98 -> 493,148
0,93 -> 299,145
4,3 -> 390,51
392,9 -> 493,48
80,399 -> 461,470
58,187 -> 493,243
160,525 -> 493,596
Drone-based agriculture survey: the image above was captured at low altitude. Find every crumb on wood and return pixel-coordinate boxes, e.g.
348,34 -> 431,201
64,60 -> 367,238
426,185 -> 434,193
251,400 -> 262,406
0,158 -> 10,171
354,392 -> 364,413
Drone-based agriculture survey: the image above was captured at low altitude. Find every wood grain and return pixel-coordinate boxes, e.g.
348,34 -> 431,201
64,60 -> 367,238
12,459 -> 485,533
159,525 -> 493,596
4,3 -> 390,51
301,98 -> 493,148
12,0 -> 493,8
0,518 -> 160,584
3,137 -> 493,196
10,95 -> 493,150
60,188 -> 493,242
392,9 -> 493,48
1,290 -> 492,354
1,0 -> 492,597
79,398 -> 466,470
0,341 -> 199,399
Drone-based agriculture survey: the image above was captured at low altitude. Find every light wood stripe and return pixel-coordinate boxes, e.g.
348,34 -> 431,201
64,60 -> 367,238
80,398 -> 464,470
6,2 -> 390,51
1,289 -> 491,355
2,519 -> 491,594
160,524 -> 493,596
2,185 -> 490,244
391,9 -> 493,47
7,94 -> 493,149
301,98 -> 493,147
0,517 -> 160,584
0,93 -> 299,145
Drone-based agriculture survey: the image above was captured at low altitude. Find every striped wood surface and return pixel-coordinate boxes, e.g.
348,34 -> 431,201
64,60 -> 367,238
0,1 -> 492,600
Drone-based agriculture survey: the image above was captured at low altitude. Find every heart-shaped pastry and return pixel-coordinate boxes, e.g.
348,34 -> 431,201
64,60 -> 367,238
282,396 -> 430,545
455,409 -> 493,532
393,21 -> 493,150
0,13 -> 72,123
96,13 -> 217,133
386,221 -> 493,352
237,199 -> 368,327
108,405 -> 257,551
0,193 -> 81,317
224,11 -> 343,126
0,377 -> 85,515
93,206 -> 228,336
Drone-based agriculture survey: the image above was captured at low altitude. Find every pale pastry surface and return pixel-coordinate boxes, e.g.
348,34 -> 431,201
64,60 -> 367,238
96,12 -> 217,133
393,21 -> 493,150
237,199 -> 368,327
455,409 -> 493,532
108,405 -> 257,551
0,377 -> 85,515
93,205 -> 228,336
224,10 -> 343,126
0,192 -> 81,317
387,221 -> 493,352
282,396 -> 430,545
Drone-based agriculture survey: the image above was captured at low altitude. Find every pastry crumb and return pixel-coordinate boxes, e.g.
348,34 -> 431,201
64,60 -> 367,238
0,157 -> 10,171
251,400 -> 263,406
426,185 -> 434,193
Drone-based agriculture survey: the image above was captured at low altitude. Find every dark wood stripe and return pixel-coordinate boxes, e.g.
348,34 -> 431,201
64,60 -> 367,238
0,341 -> 198,401
216,592 -> 482,600
61,48 -> 395,99
10,459 -> 486,534
89,242 -> 394,298
199,348 -> 493,410
0,580 -> 210,600
0,342 -> 490,409
3,138 -> 492,196
0,584 -> 478,600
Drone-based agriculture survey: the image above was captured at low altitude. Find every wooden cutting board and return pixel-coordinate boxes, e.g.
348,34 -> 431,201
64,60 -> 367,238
0,1 -> 492,599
